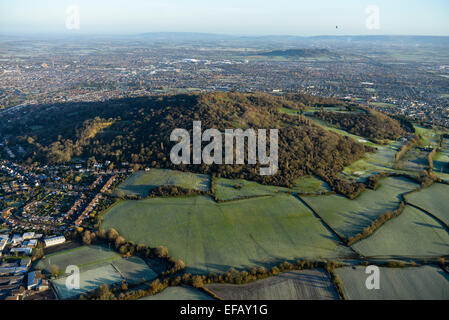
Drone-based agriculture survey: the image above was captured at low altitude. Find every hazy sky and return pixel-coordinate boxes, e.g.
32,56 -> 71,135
1,0 -> 448,36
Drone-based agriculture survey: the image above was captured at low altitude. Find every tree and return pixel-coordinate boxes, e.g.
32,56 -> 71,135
50,264 -> 60,277
154,246 -> 169,258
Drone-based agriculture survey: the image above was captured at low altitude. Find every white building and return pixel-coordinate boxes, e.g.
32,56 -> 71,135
44,235 -> 66,247
22,232 -> 35,240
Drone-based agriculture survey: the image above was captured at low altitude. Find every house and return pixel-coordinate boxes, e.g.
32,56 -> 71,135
27,271 -> 41,290
44,235 -> 66,247
10,247 -> 32,255
22,232 -> 35,240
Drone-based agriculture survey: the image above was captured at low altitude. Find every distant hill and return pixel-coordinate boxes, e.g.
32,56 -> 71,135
255,48 -> 338,58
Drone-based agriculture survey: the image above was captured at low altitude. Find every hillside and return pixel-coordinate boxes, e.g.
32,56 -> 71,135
2,92 -> 408,197
256,49 -> 339,59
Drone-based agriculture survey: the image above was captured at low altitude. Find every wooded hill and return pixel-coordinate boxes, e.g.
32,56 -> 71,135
6,92 -> 407,197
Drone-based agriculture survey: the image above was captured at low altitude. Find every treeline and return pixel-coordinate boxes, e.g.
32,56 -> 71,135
69,227 -> 185,276
394,135 -> 421,162
84,258 -> 347,300
314,108 -> 409,141
148,185 -> 207,198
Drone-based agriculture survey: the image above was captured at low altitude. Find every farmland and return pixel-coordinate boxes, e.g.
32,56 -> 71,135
114,169 -> 210,197
140,286 -> 213,300
37,245 -> 121,273
205,269 -> 339,300
213,175 -> 329,201
433,139 -> 449,182
37,245 -> 157,299
101,194 -> 352,274
335,265 -> 449,300
352,206 -> 449,258
52,264 -> 123,300
302,177 -> 419,239
406,183 -> 449,225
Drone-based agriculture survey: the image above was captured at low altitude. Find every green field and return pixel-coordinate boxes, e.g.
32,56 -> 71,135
336,265 -> 449,300
342,142 -> 409,180
206,269 -> 339,300
302,177 -> 419,239
114,169 -> 211,197
38,245 -> 121,273
37,245 -> 157,299
352,206 -> 449,258
369,102 -> 397,108
102,194 -> 352,274
140,286 -> 213,300
214,176 -> 329,201
433,139 -> 449,181
406,183 -> 449,225
52,264 -> 123,300
111,256 -> 158,285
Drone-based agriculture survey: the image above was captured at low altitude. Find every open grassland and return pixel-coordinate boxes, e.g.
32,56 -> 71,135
205,269 -> 339,300
406,183 -> 449,225
214,176 -> 329,201
302,177 -> 419,239
52,264 -> 123,300
102,195 -> 352,274
352,206 -> 449,258
114,169 -> 210,197
111,256 -> 158,285
401,147 -> 429,172
336,265 -> 449,300
434,139 -> 449,181
214,178 -> 290,201
37,245 -> 121,273
37,245 -> 157,299
414,126 -> 441,148
342,142 -> 409,180
140,286 -> 214,300
305,116 -> 379,147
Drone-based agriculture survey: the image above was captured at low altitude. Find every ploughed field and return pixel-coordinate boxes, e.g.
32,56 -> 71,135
205,269 -> 339,300
139,286 -> 213,300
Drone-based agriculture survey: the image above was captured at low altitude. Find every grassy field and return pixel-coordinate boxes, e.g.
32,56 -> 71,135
140,286 -> 214,300
406,183 -> 449,225
352,205 -> 449,258
214,176 -> 329,201
52,264 -> 123,300
111,256 -> 158,285
37,245 -> 157,299
205,269 -> 339,300
37,245 -> 121,273
302,177 -> 419,239
102,194 -> 352,274
433,138 -> 449,181
336,265 -> 449,300
342,142 -> 409,180
114,169 -> 210,197
369,102 -> 397,108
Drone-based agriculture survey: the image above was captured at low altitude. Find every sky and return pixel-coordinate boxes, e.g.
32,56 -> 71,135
0,0 -> 448,36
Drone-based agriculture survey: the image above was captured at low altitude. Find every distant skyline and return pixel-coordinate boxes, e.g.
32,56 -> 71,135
1,0 -> 448,36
